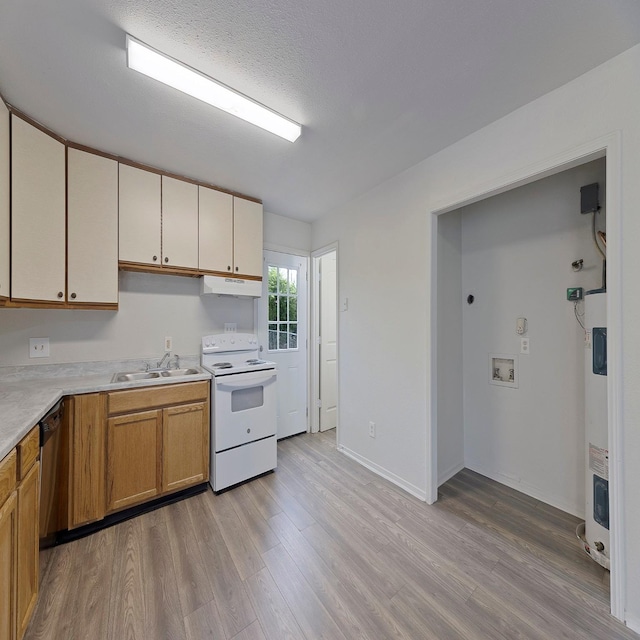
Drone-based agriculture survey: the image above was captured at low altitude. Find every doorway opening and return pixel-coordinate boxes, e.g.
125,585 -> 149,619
429,135 -> 624,620
311,245 -> 339,440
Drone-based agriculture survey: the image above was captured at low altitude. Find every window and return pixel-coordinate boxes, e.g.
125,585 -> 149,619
268,265 -> 298,351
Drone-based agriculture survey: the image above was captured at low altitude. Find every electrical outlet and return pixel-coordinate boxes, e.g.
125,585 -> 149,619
369,421 -> 376,438
29,337 -> 50,358
520,337 -> 530,354
164,336 -> 172,352
224,323 -> 237,333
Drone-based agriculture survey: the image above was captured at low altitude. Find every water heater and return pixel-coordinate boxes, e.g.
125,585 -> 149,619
583,289 -> 609,569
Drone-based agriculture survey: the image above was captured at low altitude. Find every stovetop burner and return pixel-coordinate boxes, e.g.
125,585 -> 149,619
247,359 -> 267,365
212,362 -> 233,369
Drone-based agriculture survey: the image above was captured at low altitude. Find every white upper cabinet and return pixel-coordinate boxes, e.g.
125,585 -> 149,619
199,191 -> 262,278
161,176 -> 198,269
198,186 -> 233,274
119,164 -> 161,265
233,197 -> 263,278
11,116 -> 66,302
67,148 -> 119,304
0,100 -> 9,300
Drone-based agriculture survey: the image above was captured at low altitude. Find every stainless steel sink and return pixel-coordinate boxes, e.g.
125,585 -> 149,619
111,371 -> 161,383
111,368 -> 200,383
160,368 -> 200,377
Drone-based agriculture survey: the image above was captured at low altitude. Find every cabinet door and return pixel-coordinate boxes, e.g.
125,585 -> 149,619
162,401 -> 209,493
198,186 -> 233,273
67,149 -> 119,304
0,100 -> 9,301
0,491 -> 17,640
233,197 -> 263,278
69,394 -> 106,529
107,410 -> 161,512
118,163 -> 161,265
11,116 -> 66,302
161,176 -> 198,269
16,462 -> 38,640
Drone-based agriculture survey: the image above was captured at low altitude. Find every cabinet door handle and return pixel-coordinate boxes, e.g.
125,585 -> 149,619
70,292 -> 77,299
57,291 -> 63,299
227,265 -> 231,271
153,255 -> 158,262
235,266 -> 239,272
164,257 -> 169,263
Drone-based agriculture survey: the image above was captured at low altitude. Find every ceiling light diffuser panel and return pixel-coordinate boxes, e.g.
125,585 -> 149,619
126,35 -> 302,142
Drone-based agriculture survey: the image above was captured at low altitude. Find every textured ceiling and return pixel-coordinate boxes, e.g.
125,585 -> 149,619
1,1 -> 640,222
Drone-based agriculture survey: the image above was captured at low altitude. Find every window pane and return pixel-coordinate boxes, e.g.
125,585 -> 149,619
268,266 -> 278,293
268,324 -> 277,350
289,323 -> 298,349
289,294 -> 297,321
279,296 -> 288,321
289,270 -> 297,294
268,295 -> 277,322
279,268 -> 288,293
279,329 -> 288,350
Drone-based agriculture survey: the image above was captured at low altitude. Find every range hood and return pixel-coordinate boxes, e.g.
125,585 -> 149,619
201,275 -> 262,298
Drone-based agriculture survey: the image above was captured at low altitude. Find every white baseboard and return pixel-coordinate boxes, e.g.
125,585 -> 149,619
438,461 -> 464,487
338,445 -> 427,501
465,462 -> 584,518
626,613 -> 640,634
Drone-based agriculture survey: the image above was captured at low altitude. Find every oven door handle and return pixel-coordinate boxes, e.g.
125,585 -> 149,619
215,369 -> 277,389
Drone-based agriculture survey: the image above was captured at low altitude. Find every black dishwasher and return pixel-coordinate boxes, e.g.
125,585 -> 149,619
39,400 -> 67,548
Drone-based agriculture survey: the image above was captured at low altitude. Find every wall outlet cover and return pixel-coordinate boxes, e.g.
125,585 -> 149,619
29,337 -> 50,358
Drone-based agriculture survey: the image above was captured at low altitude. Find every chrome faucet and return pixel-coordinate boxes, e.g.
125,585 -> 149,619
169,353 -> 180,369
157,352 -> 172,369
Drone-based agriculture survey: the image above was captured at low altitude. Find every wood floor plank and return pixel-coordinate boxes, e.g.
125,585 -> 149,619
269,510 -> 408,640
184,599 -> 228,640
208,489 -> 266,580
24,542 -> 81,640
187,492 -> 257,638
302,521 -> 406,600
244,566 -> 306,640
107,518 -> 148,640
261,543 -> 349,640
242,475 -> 284,520
24,431 -> 638,640
230,483 -> 280,554
165,498 -> 215,618
231,620 -> 267,640
140,521 -> 187,639
257,471 -> 316,530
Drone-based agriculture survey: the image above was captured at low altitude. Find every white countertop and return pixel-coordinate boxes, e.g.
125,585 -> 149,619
0,358 -> 211,461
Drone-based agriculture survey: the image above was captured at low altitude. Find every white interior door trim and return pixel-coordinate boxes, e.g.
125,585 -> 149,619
427,131 -> 624,621
311,242 -> 339,438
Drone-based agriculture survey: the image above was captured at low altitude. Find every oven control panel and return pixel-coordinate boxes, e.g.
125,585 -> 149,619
202,333 -> 259,353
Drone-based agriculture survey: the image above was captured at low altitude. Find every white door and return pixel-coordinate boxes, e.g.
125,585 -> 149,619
258,251 -> 308,439
319,251 -> 338,431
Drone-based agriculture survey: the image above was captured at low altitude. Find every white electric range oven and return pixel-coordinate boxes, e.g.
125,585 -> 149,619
201,333 -> 278,491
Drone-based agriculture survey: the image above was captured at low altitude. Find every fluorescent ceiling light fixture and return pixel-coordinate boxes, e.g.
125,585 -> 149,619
126,35 -> 301,142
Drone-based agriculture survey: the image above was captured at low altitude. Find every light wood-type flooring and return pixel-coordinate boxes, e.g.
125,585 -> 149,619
26,430 -> 637,640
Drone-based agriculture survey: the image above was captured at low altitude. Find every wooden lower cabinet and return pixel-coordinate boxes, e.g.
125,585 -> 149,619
68,394 -> 105,529
16,462 -> 39,640
107,409 -> 161,512
0,426 -> 40,640
0,491 -> 18,640
162,402 -> 209,493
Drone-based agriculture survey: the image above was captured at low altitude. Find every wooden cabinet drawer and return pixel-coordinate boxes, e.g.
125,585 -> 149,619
0,449 -> 17,507
17,427 -> 39,481
107,381 -> 209,415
